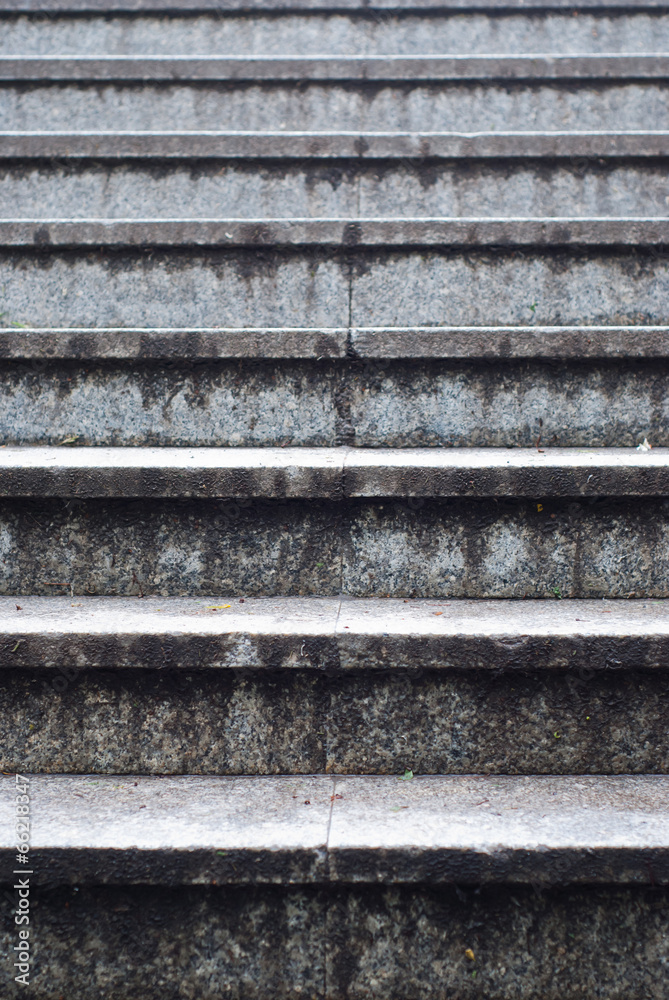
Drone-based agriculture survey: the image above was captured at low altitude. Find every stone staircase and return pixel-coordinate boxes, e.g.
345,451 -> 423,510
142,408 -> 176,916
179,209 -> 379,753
1,0 -> 669,996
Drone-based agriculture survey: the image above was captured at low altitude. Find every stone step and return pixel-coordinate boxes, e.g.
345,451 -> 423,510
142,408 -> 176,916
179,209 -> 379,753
2,325 -> 669,359
1,353 -> 667,447
6,54 -> 669,81
2,250 -> 668,330
3,11 -> 669,57
2,596 -> 669,774
3,82 -> 664,132
4,0 -> 669,10
2,883 -> 669,1000
4,129 -> 669,159
0,494 -> 667,599
2,773 -> 668,883
5,163 -> 669,219
3,218 -> 669,247
0,446 -> 666,497
2,594 -> 667,670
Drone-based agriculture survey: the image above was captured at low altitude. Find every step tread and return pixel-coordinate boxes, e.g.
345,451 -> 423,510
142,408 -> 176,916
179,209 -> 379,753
3,325 -> 669,360
3,0 -> 667,10
4,130 -> 669,159
3,53 -> 669,82
2,773 -> 668,884
0,445 -> 665,497
3,217 -> 669,247
1,595 -> 668,670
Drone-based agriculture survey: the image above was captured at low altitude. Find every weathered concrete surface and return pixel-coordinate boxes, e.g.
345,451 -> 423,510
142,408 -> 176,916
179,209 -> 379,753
2,13 -> 668,57
1,83 -> 666,132
1,775 -> 669,883
1,881 -> 668,999
4,250 -> 669,331
2,595 -> 669,671
0,251 -> 349,330
2,666 -> 669,775
6,162 -> 669,219
1,497 -> 669,598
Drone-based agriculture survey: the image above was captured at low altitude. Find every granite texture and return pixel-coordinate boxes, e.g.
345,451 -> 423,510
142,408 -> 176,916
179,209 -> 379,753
351,250 -> 669,328
0,669 -> 326,774
3,250 -> 669,333
2,13 -> 667,56
326,884 -> 669,1000
0,883 -> 668,999
1,497 -> 669,597
0,884 -> 326,1000
1,82 -> 667,132
4,162 -> 669,218
1,666 -> 668,774
1,595 -> 668,672
2,774 -> 669,884
0,251 -> 349,330
0,358 -> 667,447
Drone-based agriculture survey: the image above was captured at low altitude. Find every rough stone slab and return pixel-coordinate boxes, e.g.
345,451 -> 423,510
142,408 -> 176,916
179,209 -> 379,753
3,357 -> 669,448
0,253 -> 349,330
0,446 -> 668,497
0,595 -> 341,669
3,251 -> 669,331
4,130 -> 669,159
343,447 -> 669,498
3,668 -> 327,772
0,446 -> 347,498
3,886 -> 667,1000
3,54 -> 669,82
1,774 -> 668,884
5,660 -> 669,774
0,885 -> 665,1000
0,327 -> 347,359
327,775 -> 669,883
1,0 -> 667,9
1,496 -> 669,598
2,218 -> 668,248
1,595 -> 669,671
2,326 -> 669,362
351,325 -> 669,358
3,15 -> 669,59
3,83 -> 664,133
7,162 -> 669,221
350,252 -> 669,328
0,774 -> 334,884
326,884 -> 669,1000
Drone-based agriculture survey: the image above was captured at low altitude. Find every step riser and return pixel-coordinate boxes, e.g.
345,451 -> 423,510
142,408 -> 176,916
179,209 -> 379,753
3,667 -> 668,774
1,84 -> 665,131
0,498 -> 667,598
4,163 -> 669,218
2,14 -> 668,57
1,884 -> 666,1000
3,251 -> 669,328
0,359 -> 664,447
